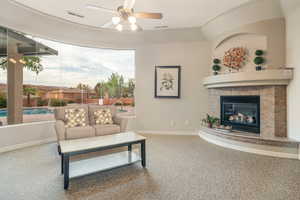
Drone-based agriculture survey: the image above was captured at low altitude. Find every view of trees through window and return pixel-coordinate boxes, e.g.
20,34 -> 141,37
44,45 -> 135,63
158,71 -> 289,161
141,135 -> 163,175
0,28 -> 135,126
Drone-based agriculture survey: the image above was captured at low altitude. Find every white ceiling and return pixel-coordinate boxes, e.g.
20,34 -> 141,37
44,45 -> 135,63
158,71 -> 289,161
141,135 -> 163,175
12,0 -> 252,30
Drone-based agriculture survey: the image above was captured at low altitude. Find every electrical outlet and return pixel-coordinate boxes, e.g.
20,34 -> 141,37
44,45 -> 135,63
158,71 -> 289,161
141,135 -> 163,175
170,120 -> 175,127
184,120 -> 190,126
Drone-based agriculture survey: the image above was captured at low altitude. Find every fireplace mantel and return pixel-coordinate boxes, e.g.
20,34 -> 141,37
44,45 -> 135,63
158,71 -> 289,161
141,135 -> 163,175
203,69 -> 293,89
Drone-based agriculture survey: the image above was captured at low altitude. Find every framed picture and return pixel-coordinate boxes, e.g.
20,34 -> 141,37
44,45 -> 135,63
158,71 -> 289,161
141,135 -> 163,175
155,66 -> 181,98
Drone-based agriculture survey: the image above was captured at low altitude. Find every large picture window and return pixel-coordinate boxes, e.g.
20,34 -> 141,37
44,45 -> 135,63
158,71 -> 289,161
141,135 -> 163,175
0,26 -> 135,126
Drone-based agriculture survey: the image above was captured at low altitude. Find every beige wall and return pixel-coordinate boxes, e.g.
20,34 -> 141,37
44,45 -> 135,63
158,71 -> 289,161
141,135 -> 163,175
135,41 -> 211,133
202,0 -> 283,40
212,18 -> 286,73
285,6 -> 300,140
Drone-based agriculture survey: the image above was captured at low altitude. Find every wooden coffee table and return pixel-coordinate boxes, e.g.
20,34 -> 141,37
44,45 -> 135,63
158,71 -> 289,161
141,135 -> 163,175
59,132 -> 146,189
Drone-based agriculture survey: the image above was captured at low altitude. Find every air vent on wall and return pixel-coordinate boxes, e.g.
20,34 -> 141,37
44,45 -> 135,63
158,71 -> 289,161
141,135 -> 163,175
67,11 -> 84,18
154,25 -> 168,29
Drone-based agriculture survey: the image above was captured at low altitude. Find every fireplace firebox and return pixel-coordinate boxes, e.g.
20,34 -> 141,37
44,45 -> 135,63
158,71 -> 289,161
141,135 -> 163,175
221,96 -> 260,134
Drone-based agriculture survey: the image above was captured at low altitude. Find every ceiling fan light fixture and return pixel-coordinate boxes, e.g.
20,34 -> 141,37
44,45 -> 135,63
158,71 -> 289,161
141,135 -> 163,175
128,16 -> 137,24
116,24 -> 123,31
112,16 -> 121,25
130,24 -> 138,31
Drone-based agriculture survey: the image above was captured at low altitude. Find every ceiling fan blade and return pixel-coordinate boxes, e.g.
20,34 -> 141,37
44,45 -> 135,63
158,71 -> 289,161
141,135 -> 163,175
123,0 -> 136,9
86,4 -> 117,14
102,21 -> 113,28
134,12 -> 163,19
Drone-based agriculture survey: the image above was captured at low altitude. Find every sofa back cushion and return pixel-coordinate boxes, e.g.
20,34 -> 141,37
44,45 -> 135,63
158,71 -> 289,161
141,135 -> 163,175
65,108 -> 87,128
54,105 -> 89,125
89,105 -> 117,125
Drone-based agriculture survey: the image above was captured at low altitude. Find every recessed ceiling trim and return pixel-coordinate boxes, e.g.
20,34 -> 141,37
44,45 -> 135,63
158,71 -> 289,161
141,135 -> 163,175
8,0 -> 109,31
67,11 -> 84,18
9,0 -> 252,30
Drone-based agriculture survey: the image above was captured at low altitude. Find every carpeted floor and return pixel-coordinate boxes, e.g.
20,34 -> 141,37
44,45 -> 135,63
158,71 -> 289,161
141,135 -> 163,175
0,134 -> 300,200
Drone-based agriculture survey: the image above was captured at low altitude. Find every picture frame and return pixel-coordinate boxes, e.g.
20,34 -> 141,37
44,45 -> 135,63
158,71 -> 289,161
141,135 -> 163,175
155,66 -> 181,98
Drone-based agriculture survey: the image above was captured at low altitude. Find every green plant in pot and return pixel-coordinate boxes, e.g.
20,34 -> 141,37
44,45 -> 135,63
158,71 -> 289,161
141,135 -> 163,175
202,114 -> 220,128
212,58 -> 221,75
254,50 -> 265,71
212,65 -> 221,75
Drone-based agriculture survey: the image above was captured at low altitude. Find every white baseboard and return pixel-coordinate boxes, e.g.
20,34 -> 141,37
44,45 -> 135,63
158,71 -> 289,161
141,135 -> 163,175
199,132 -> 299,160
137,130 -> 198,136
0,137 -> 56,154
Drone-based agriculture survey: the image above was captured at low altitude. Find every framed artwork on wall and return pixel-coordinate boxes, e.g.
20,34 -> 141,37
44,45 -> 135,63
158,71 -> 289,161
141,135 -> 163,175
155,66 -> 181,98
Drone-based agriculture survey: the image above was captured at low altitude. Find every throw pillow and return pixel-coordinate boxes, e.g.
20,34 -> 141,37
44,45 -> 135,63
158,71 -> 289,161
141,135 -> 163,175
94,109 -> 114,125
64,108 -> 87,128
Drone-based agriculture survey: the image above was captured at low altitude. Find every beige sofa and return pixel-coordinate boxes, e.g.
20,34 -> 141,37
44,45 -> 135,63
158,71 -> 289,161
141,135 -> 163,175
54,105 -> 128,149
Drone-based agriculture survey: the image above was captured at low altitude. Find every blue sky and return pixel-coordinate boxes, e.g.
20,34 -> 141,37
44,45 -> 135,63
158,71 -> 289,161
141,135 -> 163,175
0,38 -> 135,88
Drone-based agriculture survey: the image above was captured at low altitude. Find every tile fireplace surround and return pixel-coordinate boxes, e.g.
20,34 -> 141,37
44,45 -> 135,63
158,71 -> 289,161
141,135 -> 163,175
208,86 -> 287,138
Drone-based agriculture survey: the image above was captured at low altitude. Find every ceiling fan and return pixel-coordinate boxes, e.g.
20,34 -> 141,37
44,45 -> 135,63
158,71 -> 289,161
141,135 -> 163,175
86,0 -> 163,31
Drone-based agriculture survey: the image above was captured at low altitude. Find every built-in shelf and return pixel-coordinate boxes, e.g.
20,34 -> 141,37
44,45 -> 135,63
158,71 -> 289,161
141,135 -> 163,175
69,151 -> 141,179
203,69 -> 293,89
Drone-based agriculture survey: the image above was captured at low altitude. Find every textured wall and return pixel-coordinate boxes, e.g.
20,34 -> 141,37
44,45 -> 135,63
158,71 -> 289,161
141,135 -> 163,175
135,41 -> 211,132
212,18 -> 286,73
285,5 -> 300,140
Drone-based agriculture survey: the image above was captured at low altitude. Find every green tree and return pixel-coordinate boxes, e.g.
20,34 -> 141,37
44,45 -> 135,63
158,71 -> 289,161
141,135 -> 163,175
23,87 -> 37,107
94,82 -> 109,98
0,56 -> 43,74
106,73 -> 125,98
76,83 -> 91,91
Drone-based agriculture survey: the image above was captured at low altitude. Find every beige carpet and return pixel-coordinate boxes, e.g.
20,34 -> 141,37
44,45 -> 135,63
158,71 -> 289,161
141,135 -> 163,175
0,134 -> 300,200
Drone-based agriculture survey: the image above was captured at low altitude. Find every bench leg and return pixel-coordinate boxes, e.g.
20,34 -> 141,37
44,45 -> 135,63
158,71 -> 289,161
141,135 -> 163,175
141,140 -> 146,168
63,154 -> 70,190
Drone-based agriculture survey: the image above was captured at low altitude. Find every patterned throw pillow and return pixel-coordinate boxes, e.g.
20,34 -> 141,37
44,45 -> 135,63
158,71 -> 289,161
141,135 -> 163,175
94,109 -> 114,125
64,108 -> 87,128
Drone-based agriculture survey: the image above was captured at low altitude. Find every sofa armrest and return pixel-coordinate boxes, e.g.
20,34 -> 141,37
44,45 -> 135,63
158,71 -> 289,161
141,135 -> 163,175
113,116 -> 128,132
55,120 -> 66,142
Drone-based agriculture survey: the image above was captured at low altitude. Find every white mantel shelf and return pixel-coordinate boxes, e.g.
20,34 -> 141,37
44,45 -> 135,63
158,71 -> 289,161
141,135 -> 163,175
203,69 -> 293,88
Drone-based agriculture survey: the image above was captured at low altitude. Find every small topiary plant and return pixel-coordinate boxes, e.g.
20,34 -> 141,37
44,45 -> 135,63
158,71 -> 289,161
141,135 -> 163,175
212,65 -> 221,71
254,50 -> 265,71
255,50 -> 264,56
254,57 -> 265,65
212,58 -> 221,75
213,58 -> 221,64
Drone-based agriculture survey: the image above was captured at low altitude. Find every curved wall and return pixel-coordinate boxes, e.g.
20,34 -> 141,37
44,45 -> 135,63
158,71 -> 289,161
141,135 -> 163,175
202,0 -> 283,40
211,18 -> 286,72
284,2 -> 300,140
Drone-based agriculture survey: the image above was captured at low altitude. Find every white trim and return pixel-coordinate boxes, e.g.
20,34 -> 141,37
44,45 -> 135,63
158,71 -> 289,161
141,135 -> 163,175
137,130 -> 198,136
0,137 -> 56,154
199,132 -> 299,160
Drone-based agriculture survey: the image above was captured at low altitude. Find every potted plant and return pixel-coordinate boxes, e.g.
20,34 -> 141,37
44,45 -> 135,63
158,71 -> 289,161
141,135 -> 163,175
212,58 -> 221,75
254,50 -> 265,71
202,114 -> 220,128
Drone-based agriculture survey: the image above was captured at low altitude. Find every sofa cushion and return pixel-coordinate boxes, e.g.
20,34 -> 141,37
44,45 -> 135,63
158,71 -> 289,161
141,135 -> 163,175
94,109 -> 114,125
93,124 -> 121,136
89,105 -> 117,125
65,108 -> 87,128
66,126 -> 95,140
54,105 -> 89,125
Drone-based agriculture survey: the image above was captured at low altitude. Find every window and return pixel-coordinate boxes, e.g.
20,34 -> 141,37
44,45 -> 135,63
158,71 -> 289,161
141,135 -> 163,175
0,26 -> 135,126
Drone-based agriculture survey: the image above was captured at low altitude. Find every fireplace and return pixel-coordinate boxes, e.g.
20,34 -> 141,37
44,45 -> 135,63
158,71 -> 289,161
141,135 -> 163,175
221,96 -> 260,134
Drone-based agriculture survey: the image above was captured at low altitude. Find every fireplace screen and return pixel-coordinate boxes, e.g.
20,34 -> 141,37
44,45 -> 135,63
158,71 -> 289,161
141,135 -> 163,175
221,96 -> 260,133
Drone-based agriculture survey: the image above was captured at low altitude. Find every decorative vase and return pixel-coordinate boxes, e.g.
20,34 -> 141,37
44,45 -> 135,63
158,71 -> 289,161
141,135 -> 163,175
256,66 -> 262,71
208,123 -> 213,128
213,71 -> 218,75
